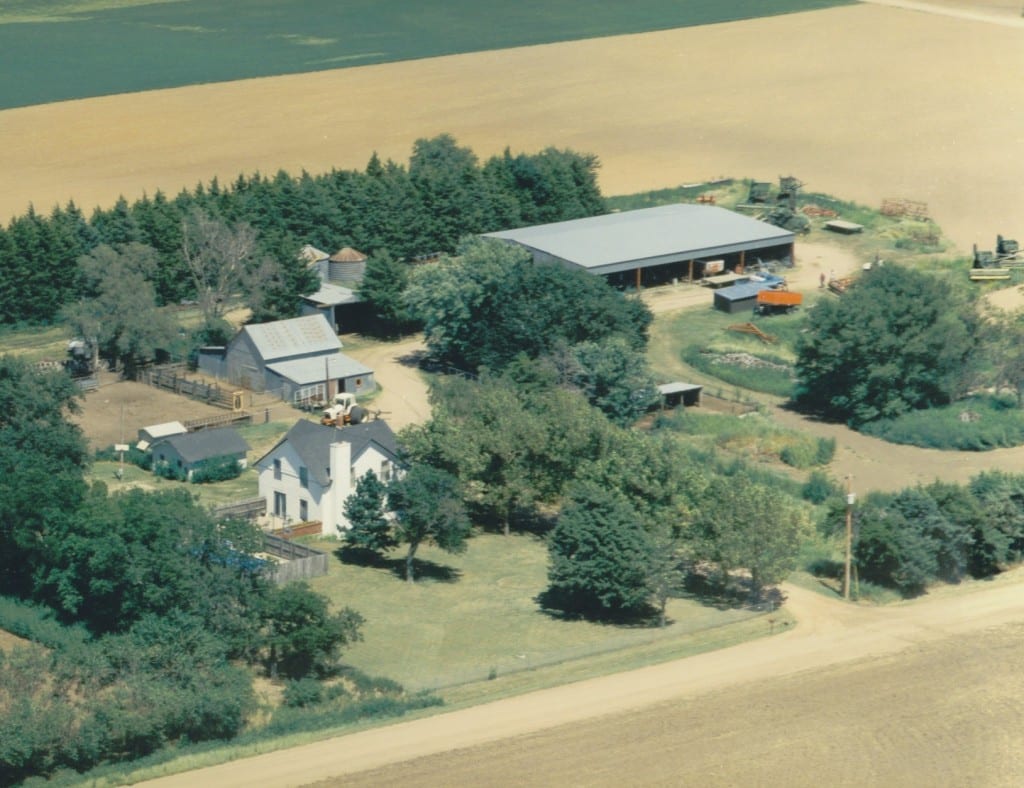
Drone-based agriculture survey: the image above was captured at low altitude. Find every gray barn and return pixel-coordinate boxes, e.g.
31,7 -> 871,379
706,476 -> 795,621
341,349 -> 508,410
198,314 -> 374,404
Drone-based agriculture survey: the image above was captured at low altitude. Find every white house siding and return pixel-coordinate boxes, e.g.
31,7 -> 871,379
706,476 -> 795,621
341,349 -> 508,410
258,442 -> 328,530
257,436 -> 395,537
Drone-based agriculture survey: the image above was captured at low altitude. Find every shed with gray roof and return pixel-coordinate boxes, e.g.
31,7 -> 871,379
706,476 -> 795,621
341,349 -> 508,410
151,427 -> 250,481
484,204 -> 795,288
713,281 -> 776,314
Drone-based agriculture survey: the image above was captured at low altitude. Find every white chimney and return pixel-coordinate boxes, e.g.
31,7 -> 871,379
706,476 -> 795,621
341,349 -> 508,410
326,438 -> 352,535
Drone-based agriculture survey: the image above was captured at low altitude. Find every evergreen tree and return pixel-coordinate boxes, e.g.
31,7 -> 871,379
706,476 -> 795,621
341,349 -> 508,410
545,482 -> 652,619
343,470 -> 396,555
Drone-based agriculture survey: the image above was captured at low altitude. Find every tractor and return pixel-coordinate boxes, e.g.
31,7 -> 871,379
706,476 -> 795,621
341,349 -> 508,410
320,392 -> 367,427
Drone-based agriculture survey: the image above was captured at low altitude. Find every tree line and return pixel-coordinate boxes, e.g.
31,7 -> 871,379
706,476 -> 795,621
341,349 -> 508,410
831,472 -> 1024,598
0,135 -> 604,328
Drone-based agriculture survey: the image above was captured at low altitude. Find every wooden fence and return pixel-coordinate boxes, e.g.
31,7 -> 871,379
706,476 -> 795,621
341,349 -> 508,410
140,365 -> 243,410
183,411 -> 253,432
262,533 -> 329,584
212,496 -> 266,521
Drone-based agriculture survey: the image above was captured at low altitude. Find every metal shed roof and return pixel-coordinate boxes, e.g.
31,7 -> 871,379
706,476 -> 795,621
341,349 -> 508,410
657,382 -> 703,395
301,281 -> 362,307
484,204 -> 794,276
266,352 -> 372,386
715,281 -> 774,301
242,314 -> 341,362
151,427 -> 249,464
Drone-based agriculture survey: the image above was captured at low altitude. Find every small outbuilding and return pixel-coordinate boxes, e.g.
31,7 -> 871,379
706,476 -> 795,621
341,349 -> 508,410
299,245 -> 372,333
714,281 -> 776,314
151,427 -> 250,481
136,421 -> 187,451
657,382 -> 703,408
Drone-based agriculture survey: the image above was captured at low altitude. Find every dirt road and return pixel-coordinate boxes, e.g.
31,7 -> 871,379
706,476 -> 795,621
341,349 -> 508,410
341,336 -> 430,431
141,576 -> 1024,787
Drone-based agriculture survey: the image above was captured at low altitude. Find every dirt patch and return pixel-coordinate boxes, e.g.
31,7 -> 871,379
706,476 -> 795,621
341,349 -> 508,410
2,4 -> 1021,255
340,336 -> 431,432
72,378 -> 233,450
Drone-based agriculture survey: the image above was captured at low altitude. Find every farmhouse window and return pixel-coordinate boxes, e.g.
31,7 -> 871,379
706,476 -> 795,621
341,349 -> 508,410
273,491 -> 286,517
299,499 -> 308,522
273,459 -> 282,481
299,466 -> 309,489
381,460 -> 392,482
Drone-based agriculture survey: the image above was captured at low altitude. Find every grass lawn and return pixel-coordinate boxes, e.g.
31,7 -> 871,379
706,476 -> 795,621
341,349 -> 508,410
1,0 -> 854,110
647,302 -> 810,400
0,324 -> 70,365
87,461 -> 260,506
305,531 -> 771,693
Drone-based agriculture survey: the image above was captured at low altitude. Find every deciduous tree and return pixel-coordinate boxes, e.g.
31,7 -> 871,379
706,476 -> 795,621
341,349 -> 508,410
795,266 -> 981,425
387,463 -> 471,582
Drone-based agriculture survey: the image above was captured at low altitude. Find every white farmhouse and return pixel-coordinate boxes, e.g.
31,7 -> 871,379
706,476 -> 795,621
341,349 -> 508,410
255,419 -> 400,537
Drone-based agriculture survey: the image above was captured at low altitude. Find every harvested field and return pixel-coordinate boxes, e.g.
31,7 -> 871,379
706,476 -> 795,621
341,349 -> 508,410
1,3 -> 1022,254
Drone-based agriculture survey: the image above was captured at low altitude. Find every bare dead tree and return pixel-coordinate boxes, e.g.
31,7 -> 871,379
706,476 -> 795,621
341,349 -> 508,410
181,208 -> 258,326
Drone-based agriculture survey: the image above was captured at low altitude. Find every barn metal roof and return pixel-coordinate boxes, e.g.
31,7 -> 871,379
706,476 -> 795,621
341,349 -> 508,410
266,352 -> 372,386
242,314 -> 341,362
484,204 -> 794,276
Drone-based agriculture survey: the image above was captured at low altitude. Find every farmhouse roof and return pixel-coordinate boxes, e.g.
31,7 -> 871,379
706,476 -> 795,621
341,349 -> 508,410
329,246 -> 367,263
241,314 -> 341,362
257,419 -> 399,487
484,204 -> 794,276
152,427 -> 249,464
301,281 -> 362,308
266,352 -> 372,386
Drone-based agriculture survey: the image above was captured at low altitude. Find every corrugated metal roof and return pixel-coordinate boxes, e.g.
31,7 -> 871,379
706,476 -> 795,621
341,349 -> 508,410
484,204 -> 793,275
139,421 -> 187,439
301,281 -> 362,307
657,382 -> 703,395
152,427 -> 249,465
329,247 -> 367,263
266,352 -> 372,386
243,314 -> 341,362
299,244 -> 330,265
715,282 -> 774,301
256,419 -> 399,487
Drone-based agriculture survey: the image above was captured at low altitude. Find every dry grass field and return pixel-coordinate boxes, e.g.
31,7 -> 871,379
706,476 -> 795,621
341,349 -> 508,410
1,2 -> 1022,254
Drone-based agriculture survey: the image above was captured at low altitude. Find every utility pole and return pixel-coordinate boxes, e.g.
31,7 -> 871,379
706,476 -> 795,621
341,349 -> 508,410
844,474 -> 856,600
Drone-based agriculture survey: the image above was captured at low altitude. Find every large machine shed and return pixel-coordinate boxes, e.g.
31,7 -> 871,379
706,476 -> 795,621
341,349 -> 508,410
484,204 -> 795,288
